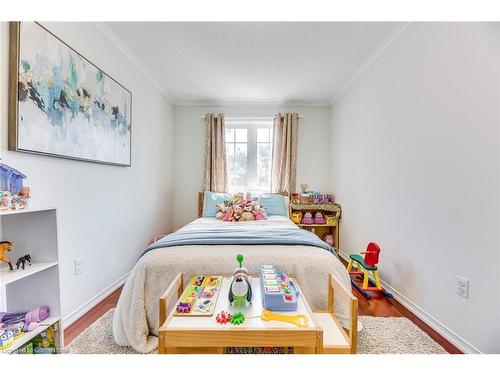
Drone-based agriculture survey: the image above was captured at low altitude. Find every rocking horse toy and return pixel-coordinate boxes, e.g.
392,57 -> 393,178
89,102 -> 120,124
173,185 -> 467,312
347,242 -> 392,299
0,241 -> 14,271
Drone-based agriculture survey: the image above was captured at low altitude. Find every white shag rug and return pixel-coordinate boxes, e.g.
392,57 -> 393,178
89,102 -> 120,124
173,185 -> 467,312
62,309 -> 447,354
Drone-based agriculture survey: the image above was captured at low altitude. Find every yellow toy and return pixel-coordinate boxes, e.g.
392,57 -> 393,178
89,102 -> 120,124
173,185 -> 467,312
291,211 -> 302,224
261,309 -> 308,328
0,241 -> 13,270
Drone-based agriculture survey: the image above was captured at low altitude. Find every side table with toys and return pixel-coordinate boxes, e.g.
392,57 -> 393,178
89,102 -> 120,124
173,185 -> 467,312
158,254 -> 358,354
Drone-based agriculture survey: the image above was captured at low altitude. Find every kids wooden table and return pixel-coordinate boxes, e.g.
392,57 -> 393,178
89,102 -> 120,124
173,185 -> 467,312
158,274 -> 323,354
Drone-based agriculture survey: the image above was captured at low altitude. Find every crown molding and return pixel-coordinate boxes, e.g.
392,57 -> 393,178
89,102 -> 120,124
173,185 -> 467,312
330,22 -> 412,105
173,98 -> 332,108
94,22 -> 175,104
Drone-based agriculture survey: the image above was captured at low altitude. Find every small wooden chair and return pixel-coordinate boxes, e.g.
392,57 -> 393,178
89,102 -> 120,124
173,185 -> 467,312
313,273 -> 358,354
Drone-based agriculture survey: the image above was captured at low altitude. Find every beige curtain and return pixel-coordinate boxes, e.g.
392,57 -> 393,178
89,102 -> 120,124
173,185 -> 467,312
203,113 -> 227,192
270,112 -> 299,194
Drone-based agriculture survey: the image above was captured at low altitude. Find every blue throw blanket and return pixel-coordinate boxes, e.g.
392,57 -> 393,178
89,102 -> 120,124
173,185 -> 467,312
141,227 -> 336,258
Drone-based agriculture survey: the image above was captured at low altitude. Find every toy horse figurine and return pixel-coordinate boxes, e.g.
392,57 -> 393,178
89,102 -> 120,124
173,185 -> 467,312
16,254 -> 32,270
0,241 -> 13,271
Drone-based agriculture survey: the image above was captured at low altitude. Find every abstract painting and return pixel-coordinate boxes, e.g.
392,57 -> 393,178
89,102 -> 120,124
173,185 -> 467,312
8,22 -> 132,166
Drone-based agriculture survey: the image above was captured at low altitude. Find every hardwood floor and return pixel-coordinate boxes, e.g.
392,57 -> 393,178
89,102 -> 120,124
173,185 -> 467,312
64,277 -> 462,354
64,286 -> 123,346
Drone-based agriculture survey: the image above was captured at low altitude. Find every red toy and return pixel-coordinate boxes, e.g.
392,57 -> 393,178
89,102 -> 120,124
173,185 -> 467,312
215,310 -> 232,324
347,242 -> 392,299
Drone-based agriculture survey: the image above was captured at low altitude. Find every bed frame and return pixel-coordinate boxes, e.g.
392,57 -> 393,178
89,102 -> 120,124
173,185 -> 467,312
197,192 -> 290,218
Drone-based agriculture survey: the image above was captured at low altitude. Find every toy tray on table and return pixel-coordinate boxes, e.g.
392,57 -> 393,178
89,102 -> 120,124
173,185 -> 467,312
174,275 -> 223,316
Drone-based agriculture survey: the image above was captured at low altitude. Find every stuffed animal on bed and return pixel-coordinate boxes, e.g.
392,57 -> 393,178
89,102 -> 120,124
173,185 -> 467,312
240,201 -> 255,221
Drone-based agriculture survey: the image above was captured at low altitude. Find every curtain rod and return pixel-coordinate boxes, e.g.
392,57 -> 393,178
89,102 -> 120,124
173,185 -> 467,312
201,114 -> 303,120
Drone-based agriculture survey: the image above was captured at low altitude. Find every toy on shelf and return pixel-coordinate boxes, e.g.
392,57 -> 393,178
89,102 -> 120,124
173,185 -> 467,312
0,306 -> 50,335
325,215 -> 336,225
314,212 -> 325,224
347,242 -> 392,299
0,163 -> 30,211
15,254 -> 32,270
301,212 -> 313,225
261,310 -> 308,328
0,241 -> 14,271
174,275 -> 222,316
229,254 -> 252,306
260,264 -> 298,311
291,211 -> 302,224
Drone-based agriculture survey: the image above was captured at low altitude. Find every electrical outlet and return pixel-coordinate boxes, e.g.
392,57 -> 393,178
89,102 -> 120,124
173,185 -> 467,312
456,275 -> 469,299
74,258 -> 84,275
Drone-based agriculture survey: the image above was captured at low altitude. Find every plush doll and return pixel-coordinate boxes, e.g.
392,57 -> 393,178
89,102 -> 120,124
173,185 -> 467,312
253,206 -> 268,221
314,212 -> 325,224
302,212 -> 313,224
232,194 -> 244,207
215,204 -> 225,220
240,202 -> 255,221
233,205 -> 243,221
223,207 -> 234,222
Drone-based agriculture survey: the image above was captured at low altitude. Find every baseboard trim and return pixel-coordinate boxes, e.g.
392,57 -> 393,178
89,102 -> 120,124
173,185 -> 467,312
338,250 -> 482,354
62,272 -> 129,329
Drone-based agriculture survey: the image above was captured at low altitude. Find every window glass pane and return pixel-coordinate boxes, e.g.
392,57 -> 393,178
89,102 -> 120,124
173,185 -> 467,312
257,128 -> 270,142
234,143 -> 247,188
235,128 -> 247,142
225,128 -> 235,142
226,143 -> 234,170
257,143 -> 271,189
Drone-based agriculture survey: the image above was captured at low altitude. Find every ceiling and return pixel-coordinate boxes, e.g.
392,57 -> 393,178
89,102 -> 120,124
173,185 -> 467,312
104,22 -> 402,105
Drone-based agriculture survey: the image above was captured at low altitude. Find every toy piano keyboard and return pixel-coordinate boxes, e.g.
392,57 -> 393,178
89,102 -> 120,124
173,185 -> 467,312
260,265 -> 299,311
174,275 -> 222,316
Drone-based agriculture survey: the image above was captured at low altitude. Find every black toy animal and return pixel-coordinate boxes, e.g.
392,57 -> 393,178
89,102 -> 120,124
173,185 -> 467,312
16,254 -> 31,270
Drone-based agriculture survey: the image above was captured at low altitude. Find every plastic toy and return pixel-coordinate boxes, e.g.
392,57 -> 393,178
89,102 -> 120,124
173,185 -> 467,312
229,312 -> 246,325
174,275 -> 222,316
291,211 -> 302,224
0,241 -> 13,271
229,254 -> 252,305
0,163 -> 26,195
314,212 -> 325,224
261,310 -> 308,328
325,215 -> 336,225
176,302 -> 192,314
15,254 -> 32,270
260,264 -> 298,311
347,242 -> 392,299
215,310 -> 232,324
301,212 -> 313,224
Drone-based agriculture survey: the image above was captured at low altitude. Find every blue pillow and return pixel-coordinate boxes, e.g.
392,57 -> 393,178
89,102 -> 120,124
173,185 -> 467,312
203,191 -> 232,217
259,194 -> 287,217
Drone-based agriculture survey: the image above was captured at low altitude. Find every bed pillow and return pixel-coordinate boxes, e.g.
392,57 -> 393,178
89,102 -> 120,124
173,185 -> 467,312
203,191 -> 232,217
259,194 -> 288,217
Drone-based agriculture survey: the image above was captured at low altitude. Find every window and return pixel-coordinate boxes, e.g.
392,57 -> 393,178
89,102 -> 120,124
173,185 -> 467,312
225,118 -> 273,192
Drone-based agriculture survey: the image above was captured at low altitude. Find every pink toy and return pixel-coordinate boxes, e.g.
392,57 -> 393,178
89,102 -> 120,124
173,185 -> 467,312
216,310 -> 232,324
222,207 -> 234,221
302,212 -> 313,225
314,212 -> 325,224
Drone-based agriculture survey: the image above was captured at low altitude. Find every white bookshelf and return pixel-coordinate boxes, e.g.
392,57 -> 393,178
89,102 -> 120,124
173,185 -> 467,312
0,207 -> 62,354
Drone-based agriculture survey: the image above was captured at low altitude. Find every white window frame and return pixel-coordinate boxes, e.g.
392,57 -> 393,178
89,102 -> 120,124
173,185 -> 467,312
225,117 -> 274,193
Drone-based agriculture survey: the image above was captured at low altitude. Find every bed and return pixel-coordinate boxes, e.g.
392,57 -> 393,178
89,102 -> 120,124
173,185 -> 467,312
112,193 -> 351,353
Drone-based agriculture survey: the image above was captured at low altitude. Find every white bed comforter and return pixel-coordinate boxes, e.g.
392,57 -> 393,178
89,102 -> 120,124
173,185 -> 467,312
112,217 -> 350,353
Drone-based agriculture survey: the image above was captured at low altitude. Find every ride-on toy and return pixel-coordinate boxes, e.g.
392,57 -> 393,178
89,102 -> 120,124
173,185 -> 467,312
347,242 -> 392,299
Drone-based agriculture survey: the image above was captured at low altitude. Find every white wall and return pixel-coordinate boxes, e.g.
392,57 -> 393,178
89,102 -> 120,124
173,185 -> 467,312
172,105 -> 332,229
0,22 -> 174,323
331,23 -> 500,353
